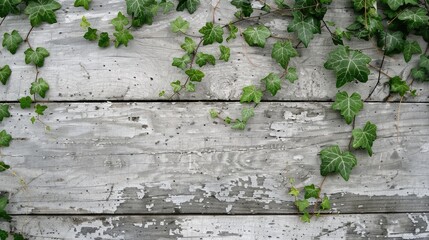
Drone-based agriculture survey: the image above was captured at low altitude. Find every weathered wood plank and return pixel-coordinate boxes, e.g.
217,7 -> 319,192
0,0 -> 427,102
1,213 -> 429,239
0,102 -> 428,214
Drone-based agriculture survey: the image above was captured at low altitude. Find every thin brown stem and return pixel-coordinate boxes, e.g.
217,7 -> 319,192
348,117 -> 356,151
0,17 -> 6,27
368,63 -> 392,78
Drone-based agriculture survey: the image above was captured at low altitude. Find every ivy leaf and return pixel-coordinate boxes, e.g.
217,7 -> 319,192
261,73 -> 281,96
295,199 -> 309,212
287,11 -> 320,48
219,45 -> 230,62
0,105 -> 11,122
172,54 -> 191,70
199,22 -> 223,45
83,27 -> 98,41
159,0 -> 174,13
300,211 -> 311,223
0,130 -> 12,147
242,25 -> 271,48
209,109 -> 219,118
195,52 -> 215,67
0,195 -> 11,221
111,12 -> 129,31
181,37 -> 196,54
382,0 -> 418,10
226,23 -> 238,42
403,41 -> 421,63
0,162 -> 10,172
170,16 -> 190,33
320,145 -> 357,181
74,0 -> 91,10
320,196 -> 331,210
285,67 -> 298,83
80,16 -> 91,29
398,8 -> 429,30
2,30 -> 23,54
30,78 -> 49,98
240,85 -> 263,104
176,0 -> 200,14
304,184 -> 320,199
114,29 -> 134,47
288,186 -> 299,197
324,46 -> 371,88
0,229 -> 8,240
411,67 -> 427,81
0,65 -> 12,85
98,32 -> 110,48
185,82 -> 195,92
419,55 -> 429,72
13,234 -> 26,240
332,91 -> 363,124
389,76 -> 409,96
352,121 -> 377,156
24,47 -> 50,67
241,107 -> 254,122
185,69 -> 204,82
231,119 -> 246,130
377,31 -> 404,55
35,104 -> 48,115
125,0 -> 159,27
170,80 -> 182,92
0,0 -> 21,18
275,0 -> 290,9
231,0 -> 253,17
19,96 -> 32,109
24,0 -> 62,27
271,40 -> 298,69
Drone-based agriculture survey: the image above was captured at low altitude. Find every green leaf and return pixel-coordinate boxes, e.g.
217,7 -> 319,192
35,104 -> 48,115
226,23 -> 238,42
304,184 -> 320,199
19,96 -> 32,109
111,12 -> 129,31
231,119 -> 246,130
0,229 -> 8,240
2,30 -> 23,54
30,78 -> 49,98
231,0 -> 253,17
83,27 -> 98,41
285,67 -> 298,83
24,47 -> 50,67
419,55 -> 429,72
31,116 -> 36,124
403,41 -> 421,63
170,80 -> 182,92
224,116 -> 232,124
320,145 -> 357,181
0,105 -> 11,122
300,211 -> 311,223
125,0 -> 159,27
80,16 -> 91,29
295,199 -> 309,212
114,29 -> 134,47
377,31 -> 404,55
199,22 -> 223,45
0,195 -> 11,221
195,52 -> 215,67
389,76 -> 409,96
181,37 -> 196,54
288,186 -> 299,197
185,69 -> 205,82
241,107 -> 254,122
0,130 -> 12,147
209,109 -> 219,118
159,0 -> 174,13
177,0 -> 200,14
0,161 -> 10,172
0,0 -> 21,18
219,45 -> 230,62
172,54 -> 191,70
287,11 -> 320,48
24,0 -> 62,27
383,0 -> 418,10
271,40 -> 298,69
185,82 -> 195,92
98,32 -> 110,48
242,25 -> 271,48
332,91 -> 363,124
411,68 -> 427,81
352,121 -> 377,156
0,65 -> 12,85
398,8 -> 429,29
275,0 -> 290,9
240,85 -> 263,104
320,196 -> 331,210
13,234 -> 26,240
261,73 -> 281,96
324,46 -> 371,88
170,16 -> 190,33
74,0 -> 91,10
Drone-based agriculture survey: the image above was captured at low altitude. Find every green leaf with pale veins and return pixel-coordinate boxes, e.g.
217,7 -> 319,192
24,0 -> 62,27
332,91 -> 363,124
0,195 -> 11,221
125,0 -> 159,27
0,162 -> 10,172
324,45 -> 371,88
242,25 -> 271,48
219,45 -> 230,62
389,76 -> 409,96
320,196 -> 331,210
195,52 -> 215,67
241,107 -> 254,122
320,145 -> 357,181
170,80 -> 182,92
0,104 -> 11,122
35,104 -> 48,115
231,0 -> 253,17
419,55 -> 429,72
301,211 -> 311,223
289,186 -> 299,197
0,65 -> 11,85
185,82 -> 195,92
0,229 -> 8,240
353,0 -> 376,11
114,29 -> 134,47
231,119 -> 246,130
352,121 -> 377,156
30,78 -> 49,98
19,96 -> 32,109
181,37 -> 196,54
3,30 -> 23,54
287,11 -> 320,48
83,27 -> 98,41
172,54 -> 191,70
411,67 -> 427,81
24,47 -> 50,67
171,16 -> 190,33
295,199 -> 309,212
0,0 -> 21,18
0,130 -> 12,147
159,0 -> 174,13
304,184 -> 320,199
261,73 -> 281,96
111,12 -> 129,31
398,8 -> 429,29
80,16 -> 91,28
403,41 -> 421,63
240,85 -> 263,104
285,67 -> 298,83
226,23 -> 238,42
199,22 -> 223,45
377,31 -> 404,55
271,40 -> 298,69
176,0 -> 200,14
185,69 -> 204,82
74,0 -> 91,10
382,0 -> 418,10
98,32 -> 110,48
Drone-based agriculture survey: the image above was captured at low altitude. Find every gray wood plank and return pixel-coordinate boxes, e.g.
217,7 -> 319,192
0,0 -> 427,102
1,213 -> 429,239
0,102 -> 428,214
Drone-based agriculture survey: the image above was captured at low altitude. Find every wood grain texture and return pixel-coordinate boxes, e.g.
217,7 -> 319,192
1,213 -> 429,239
0,0 -> 427,102
0,102 -> 428,215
